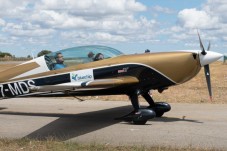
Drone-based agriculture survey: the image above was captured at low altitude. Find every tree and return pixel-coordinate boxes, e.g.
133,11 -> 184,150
0,52 -> 12,58
37,50 -> 52,57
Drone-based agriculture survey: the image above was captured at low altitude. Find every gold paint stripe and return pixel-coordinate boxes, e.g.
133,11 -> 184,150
0,62 -> 40,82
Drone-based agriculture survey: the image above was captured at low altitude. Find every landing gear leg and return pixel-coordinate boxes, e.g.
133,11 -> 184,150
129,92 -> 147,125
142,91 -> 171,117
129,92 -> 140,111
116,91 -> 156,125
142,92 -> 155,107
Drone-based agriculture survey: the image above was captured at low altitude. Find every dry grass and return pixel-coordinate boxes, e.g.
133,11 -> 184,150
0,138 -> 220,151
0,61 -> 226,104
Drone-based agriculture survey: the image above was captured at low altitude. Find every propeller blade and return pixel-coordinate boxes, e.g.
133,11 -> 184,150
197,30 -> 207,55
204,64 -> 212,101
207,41 -> 211,51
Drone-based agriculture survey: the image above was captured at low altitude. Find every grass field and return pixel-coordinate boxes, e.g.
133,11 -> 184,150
0,61 -> 226,104
0,138 -> 220,151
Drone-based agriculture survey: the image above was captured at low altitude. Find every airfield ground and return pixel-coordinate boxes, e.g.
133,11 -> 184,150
0,61 -> 226,150
1,98 -> 227,150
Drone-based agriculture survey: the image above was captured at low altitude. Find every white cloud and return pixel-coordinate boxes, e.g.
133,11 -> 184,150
31,10 -> 98,29
27,37 -> 51,44
30,0 -> 148,31
0,0 -> 157,45
152,5 -> 174,14
0,0 -> 35,18
25,0 -> 156,44
178,8 -> 219,29
204,0 -> 227,22
61,31 -> 127,44
2,22 -> 55,37
163,0 -> 227,51
0,18 -> 5,26
37,0 -> 146,15
0,0 -> 163,55
0,34 -> 17,45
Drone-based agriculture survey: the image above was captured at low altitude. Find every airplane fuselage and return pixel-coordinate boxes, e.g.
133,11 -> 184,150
0,52 -> 201,98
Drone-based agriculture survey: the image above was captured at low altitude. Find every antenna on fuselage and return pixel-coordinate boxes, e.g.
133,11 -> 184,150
31,50 -> 36,59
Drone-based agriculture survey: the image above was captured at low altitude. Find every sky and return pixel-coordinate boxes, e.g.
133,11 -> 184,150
0,0 -> 227,57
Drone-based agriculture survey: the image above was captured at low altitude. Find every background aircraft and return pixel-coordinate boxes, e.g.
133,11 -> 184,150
0,34 -> 223,124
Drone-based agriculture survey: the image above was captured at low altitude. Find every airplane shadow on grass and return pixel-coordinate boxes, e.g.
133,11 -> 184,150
0,106 -> 202,141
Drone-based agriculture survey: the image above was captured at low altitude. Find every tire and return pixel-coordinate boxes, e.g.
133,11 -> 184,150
155,111 -> 164,117
133,120 -> 147,125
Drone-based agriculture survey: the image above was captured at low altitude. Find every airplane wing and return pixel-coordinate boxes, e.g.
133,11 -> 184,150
0,76 -> 139,100
29,76 -> 139,93
0,76 -> 139,99
81,76 -> 139,88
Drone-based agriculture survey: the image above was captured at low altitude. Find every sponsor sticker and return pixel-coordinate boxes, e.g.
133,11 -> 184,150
70,69 -> 94,82
118,67 -> 129,73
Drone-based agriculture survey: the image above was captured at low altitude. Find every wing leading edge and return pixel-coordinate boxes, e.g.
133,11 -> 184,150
28,76 -> 139,95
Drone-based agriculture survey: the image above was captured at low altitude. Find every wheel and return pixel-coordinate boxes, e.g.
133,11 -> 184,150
155,111 -> 164,117
133,120 -> 147,125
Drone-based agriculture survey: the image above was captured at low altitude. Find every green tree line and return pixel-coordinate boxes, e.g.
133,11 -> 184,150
0,52 -> 12,58
0,50 -> 52,58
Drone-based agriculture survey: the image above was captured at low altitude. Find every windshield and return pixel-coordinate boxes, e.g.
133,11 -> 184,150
44,45 -> 123,70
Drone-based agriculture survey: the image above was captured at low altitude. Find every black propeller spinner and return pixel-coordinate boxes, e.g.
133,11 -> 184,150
197,31 -> 212,101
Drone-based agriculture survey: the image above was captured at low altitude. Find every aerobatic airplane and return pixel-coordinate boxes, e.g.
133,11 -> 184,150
0,33 -> 223,124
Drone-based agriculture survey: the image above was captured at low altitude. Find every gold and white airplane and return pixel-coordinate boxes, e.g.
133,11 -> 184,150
0,34 -> 223,124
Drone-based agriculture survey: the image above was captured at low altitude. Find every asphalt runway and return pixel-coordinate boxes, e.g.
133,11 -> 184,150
0,98 -> 227,149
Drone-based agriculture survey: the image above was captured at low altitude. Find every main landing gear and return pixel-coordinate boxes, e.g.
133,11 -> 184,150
118,90 -> 171,125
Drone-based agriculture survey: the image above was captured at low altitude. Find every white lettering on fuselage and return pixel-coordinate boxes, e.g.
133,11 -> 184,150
0,85 -> 4,97
8,83 -> 22,95
0,80 -> 36,97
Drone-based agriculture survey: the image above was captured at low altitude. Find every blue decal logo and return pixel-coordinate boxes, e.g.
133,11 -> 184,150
71,73 -> 92,81
72,73 -> 78,81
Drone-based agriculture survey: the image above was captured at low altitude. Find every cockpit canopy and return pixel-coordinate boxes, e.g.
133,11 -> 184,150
44,45 -> 123,70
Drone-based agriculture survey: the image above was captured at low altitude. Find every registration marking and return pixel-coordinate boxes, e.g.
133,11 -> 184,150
0,80 -> 35,97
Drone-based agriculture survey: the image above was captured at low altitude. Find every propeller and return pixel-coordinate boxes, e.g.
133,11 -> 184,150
204,64 -> 212,101
197,31 -> 212,101
198,31 -> 207,55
